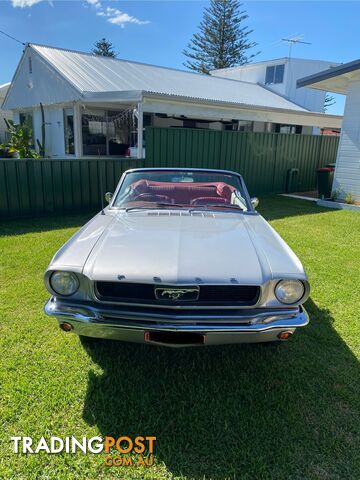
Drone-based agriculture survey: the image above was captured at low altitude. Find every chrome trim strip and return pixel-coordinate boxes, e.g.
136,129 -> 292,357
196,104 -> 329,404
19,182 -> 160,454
44,297 -> 308,332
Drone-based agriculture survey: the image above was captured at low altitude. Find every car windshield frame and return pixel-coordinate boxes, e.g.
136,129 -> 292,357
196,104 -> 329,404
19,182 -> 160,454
109,168 -> 253,213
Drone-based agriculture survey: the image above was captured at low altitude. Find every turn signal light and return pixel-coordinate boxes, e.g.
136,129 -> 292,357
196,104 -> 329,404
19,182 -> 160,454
277,331 -> 293,340
60,322 -> 73,332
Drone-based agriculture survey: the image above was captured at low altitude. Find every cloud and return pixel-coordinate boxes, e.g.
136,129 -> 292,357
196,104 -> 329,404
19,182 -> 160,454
87,1 -> 149,27
11,0 -> 45,7
11,0 -> 149,27
108,12 -> 150,27
85,0 -> 101,8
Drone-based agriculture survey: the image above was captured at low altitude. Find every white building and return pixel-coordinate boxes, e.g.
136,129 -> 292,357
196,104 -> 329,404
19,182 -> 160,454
211,58 -> 340,133
298,60 -> 360,201
2,44 -> 341,159
0,83 -> 12,143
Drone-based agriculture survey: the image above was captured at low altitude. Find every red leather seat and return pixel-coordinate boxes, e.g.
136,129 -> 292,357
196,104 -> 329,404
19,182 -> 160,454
130,180 -> 235,205
190,196 -> 228,206
133,193 -> 174,203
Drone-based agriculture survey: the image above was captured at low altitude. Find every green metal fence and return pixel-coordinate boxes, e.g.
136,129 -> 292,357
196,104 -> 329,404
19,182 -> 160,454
146,127 -> 339,195
0,128 -> 339,219
0,158 -> 145,218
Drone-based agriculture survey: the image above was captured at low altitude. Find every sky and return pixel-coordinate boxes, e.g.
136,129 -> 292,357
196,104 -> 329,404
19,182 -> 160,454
0,0 -> 358,115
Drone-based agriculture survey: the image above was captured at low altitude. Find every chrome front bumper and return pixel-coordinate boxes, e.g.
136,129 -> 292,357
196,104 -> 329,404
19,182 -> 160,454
44,297 -> 309,346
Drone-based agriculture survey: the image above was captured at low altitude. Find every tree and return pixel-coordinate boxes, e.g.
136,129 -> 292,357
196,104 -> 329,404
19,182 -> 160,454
324,93 -> 336,112
183,0 -> 259,74
92,38 -> 117,58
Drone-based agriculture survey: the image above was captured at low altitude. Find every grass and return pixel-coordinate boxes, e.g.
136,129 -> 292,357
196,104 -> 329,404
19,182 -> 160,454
0,196 -> 359,480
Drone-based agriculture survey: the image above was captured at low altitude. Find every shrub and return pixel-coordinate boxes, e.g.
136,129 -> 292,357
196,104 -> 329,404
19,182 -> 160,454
345,192 -> 355,204
3,119 -> 39,159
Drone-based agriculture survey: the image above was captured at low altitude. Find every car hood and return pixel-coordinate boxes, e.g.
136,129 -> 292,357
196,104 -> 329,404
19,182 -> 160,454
81,211 -> 305,284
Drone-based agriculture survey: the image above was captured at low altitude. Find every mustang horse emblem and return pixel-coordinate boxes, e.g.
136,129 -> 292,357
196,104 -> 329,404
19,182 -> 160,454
155,288 -> 199,301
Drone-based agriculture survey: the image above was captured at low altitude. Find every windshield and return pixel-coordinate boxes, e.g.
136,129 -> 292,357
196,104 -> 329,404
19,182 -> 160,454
112,170 -> 249,212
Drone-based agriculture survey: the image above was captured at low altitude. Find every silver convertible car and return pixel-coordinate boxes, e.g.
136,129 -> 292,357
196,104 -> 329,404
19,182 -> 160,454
44,168 -> 309,347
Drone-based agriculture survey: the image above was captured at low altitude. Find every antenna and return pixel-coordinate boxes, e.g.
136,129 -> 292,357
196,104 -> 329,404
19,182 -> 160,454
98,149 -> 105,215
281,35 -> 312,58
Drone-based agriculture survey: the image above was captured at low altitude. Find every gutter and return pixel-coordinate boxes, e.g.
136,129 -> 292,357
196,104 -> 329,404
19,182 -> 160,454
141,91 -> 343,122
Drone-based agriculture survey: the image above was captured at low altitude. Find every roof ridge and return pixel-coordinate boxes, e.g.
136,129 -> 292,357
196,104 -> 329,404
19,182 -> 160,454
29,43 -> 284,88
29,42 -> 214,78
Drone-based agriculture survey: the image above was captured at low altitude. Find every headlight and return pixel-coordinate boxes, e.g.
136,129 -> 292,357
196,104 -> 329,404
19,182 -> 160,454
50,271 -> 79,296
275,279 -> 305,304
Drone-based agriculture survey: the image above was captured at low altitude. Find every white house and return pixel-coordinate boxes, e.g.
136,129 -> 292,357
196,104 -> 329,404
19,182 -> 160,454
211,58 -> 340,134
2,44 -> 342,159
298,60 -> 360,201
0,83 -> 13,143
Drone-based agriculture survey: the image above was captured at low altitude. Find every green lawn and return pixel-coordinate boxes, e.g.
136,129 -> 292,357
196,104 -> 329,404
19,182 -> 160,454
0,197 -> 359,480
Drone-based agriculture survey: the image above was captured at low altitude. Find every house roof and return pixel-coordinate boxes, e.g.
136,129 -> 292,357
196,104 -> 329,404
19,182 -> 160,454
29,44 -> 309,112
297,59 -> 360,94
211,57 -> 339,75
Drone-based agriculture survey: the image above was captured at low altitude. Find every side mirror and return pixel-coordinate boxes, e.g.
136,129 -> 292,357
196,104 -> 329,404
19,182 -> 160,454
105,192 -> 113,204
251,197 -> 259,209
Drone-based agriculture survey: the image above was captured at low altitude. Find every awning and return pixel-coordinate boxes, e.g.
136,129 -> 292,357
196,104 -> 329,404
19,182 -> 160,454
297,59 -> 360,94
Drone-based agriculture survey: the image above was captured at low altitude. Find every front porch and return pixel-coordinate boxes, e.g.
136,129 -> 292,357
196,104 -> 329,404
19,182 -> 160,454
23,95 -> 342,160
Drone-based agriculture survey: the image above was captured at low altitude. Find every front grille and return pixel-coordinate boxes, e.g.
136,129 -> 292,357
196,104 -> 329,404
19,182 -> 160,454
95,282 -> 260,307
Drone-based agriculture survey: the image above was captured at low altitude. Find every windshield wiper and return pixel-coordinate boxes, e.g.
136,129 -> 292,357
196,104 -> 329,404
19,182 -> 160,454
125,206 -> 154,212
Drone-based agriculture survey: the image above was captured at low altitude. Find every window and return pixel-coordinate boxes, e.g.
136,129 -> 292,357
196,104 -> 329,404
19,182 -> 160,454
19,111 -> 34,147
273,124 -> 302,134
19,111 -> 33,127
63,108 -> 75,155
265,64 -> 285,84
237,120 -> 254,132
81,108 -> 134,156
82,109 -> 107,156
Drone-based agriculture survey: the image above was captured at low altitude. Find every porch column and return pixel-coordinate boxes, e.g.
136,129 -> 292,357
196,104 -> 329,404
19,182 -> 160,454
73,102 -> 82,158
137,102 -> 143,159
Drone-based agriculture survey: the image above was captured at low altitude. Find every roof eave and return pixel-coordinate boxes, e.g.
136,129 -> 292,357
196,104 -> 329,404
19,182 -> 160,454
297,59 -> 360,92
141,91 -> 342,120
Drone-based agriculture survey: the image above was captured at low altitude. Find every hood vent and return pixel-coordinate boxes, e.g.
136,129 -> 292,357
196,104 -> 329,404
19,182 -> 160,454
146,211 -> 215,218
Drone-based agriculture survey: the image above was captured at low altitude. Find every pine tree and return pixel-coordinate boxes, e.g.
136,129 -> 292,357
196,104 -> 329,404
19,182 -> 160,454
183,0 -> 259,74
92,38 -> 117,58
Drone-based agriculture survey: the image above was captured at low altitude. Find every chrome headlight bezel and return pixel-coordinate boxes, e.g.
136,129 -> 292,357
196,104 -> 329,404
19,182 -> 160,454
50,271 -> 80,297
274,279 -> 305,305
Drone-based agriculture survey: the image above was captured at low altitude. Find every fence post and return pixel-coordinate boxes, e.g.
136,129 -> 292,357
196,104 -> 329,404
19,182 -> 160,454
217,129 -> 225,169
271,133 -> 279,193
316,134 -> 323,169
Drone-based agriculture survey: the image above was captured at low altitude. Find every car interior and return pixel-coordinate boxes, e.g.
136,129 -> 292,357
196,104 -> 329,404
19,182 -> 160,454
128,179 -> 235,205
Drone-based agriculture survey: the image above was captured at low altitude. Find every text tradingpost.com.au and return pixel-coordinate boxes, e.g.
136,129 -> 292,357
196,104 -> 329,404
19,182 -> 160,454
10,436 -> 157,467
